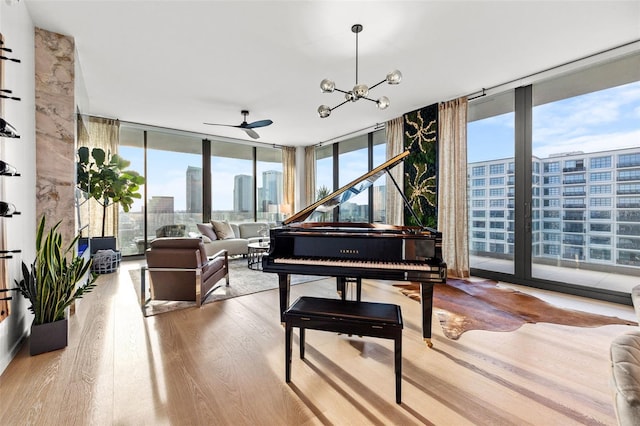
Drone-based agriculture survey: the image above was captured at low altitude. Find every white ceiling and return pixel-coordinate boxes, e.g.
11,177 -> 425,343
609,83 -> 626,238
23,0 -> 640,147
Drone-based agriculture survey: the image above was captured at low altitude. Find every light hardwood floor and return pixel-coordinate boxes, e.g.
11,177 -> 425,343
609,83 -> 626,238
0,260 -> 636,425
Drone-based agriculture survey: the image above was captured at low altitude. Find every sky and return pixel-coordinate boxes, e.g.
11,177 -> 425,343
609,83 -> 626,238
468,80 -> 640,163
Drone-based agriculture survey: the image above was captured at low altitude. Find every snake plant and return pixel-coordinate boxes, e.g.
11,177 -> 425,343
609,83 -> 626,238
15,217 -> 98,325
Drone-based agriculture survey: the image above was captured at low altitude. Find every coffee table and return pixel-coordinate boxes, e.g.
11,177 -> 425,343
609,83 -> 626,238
247,242 -> 269,270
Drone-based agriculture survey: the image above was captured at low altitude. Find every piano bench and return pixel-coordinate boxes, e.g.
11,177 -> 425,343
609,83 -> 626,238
283,296 -> 403,404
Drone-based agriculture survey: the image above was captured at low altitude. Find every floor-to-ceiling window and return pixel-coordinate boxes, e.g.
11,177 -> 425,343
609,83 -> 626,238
314,144 -> 334,221
531,58 -> 640,294
118,128 -> 202,255
467,91 -> 515,275
210,141 -> 254,222
118,126 -> 145,256
146,130 -> 203,236
118,124 -> 283,256
256,146 -> 283,222
338,135 -> 369,222
467,51 -> 640,301
372,131 -> 387,222
313,128 -> 387,223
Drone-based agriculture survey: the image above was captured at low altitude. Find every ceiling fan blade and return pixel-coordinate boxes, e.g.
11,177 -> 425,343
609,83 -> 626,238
204,111 -> 269,139
203,122 -> 235,127
244,119 -> 273,129
243,128 -> 260,139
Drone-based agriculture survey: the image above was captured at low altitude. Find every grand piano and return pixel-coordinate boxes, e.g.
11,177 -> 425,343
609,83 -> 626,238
262,149 -> 446,346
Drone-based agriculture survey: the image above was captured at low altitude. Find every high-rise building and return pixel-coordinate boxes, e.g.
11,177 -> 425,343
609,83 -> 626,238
186,166 -> 202,213
468,147 -> 640,270
373,185 -> 386,223
147,196 -> 175,234
234,174 -> 252,212
148,196 -> 174,214
261,170 -> 283,211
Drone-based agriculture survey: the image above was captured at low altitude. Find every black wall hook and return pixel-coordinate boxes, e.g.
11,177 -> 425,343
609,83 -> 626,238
0,55 -> 20,63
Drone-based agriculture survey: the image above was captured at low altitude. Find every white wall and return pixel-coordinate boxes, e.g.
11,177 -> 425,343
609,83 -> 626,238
0,0 -> 37,374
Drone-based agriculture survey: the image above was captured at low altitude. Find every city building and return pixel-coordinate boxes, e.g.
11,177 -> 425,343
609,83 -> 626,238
468,147 -> 640,272
186,166 -> 202,213
234,174 -> 252,212
261,170 -> 283,209
147,195 -> 175,234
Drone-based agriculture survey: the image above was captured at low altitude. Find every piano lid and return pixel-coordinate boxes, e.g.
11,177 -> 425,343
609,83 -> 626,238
284,149 -> 410,225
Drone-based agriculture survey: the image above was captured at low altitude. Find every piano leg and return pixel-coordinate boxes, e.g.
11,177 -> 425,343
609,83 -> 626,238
420,282 -> 434,348
336,277 -> 362,301
336,277 -> 346,300
278,273 -> 291,323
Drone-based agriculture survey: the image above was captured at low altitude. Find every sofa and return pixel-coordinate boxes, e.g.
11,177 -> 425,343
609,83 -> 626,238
196,220 -> 274,257
610,285 -> 640,426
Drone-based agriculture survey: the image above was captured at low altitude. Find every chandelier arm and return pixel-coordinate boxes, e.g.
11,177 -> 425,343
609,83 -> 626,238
360,96 -> 379,103
333,88 -> 350,95
330,99 -> 351,111
368,78 -> 387,91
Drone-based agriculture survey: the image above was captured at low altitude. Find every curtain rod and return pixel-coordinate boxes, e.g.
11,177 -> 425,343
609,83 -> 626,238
315,122 -> 385,147
466,39 -> 640,101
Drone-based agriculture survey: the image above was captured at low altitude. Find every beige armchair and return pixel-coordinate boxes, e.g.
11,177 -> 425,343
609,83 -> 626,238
141,238 -> 229,316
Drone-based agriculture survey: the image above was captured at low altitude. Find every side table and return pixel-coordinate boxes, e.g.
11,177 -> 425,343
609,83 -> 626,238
247,242 -> 269,270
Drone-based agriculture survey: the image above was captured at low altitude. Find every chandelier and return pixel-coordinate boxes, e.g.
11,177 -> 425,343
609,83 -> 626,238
317,24 -> 402,118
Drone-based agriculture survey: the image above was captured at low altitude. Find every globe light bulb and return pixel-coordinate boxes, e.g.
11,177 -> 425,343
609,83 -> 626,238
353,84 -> 369,98
344,92 -> 357,102
386,70 -> 402,85
318,105 -> 331,118
377,96 -> 390,110
320,79 -> 335,93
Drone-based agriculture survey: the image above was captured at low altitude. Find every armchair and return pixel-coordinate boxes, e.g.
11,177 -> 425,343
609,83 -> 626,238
141,237 -> 229,316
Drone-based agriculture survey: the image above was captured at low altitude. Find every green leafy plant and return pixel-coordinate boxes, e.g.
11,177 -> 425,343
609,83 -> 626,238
316,185 -> 330,201
77,147 -> 145,237
15,217 -> 98,325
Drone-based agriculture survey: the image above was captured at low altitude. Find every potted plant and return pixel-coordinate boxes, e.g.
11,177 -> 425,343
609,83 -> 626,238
77,147 -> 145,251
15,217 -> 98,355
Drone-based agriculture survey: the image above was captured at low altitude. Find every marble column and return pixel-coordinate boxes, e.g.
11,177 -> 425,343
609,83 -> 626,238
34,27 -> 75,244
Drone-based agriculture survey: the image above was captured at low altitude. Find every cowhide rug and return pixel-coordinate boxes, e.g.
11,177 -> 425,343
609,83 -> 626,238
394,279 -> 636,340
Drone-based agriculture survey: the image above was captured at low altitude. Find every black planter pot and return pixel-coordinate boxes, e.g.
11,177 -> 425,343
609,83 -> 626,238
90,236 -> 117,254
30,318 -> 68,356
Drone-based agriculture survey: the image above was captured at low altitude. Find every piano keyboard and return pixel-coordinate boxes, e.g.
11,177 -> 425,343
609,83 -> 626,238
272,257 -> 441,271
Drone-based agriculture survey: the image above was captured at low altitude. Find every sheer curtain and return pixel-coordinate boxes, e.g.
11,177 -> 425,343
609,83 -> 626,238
281,146 -> 296,217
87,116 -> 120,238
304,145 -> 316,207
438,97 -> 469,278
385,117 -> 404,225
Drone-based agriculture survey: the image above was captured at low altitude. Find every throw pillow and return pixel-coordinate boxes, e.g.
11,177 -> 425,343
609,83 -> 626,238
211,220 -> 236,240
196,223 -> 218,241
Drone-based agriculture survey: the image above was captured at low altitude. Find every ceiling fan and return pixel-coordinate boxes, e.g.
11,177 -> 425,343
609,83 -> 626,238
204,110 -> 273,139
